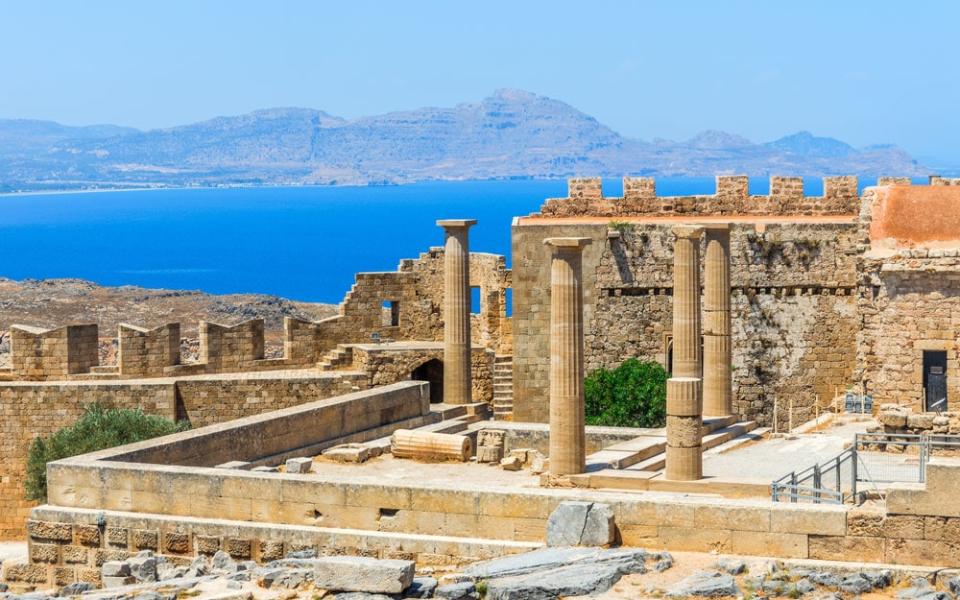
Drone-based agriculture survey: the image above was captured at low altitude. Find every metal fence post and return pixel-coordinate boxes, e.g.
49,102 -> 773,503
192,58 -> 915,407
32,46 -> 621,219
813,464 -> 821,504
790,472 -> 798,503
852,441 -> 858,502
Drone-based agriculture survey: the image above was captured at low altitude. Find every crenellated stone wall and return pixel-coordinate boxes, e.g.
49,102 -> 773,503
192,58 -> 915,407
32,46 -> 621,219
10,325 -> 99,381
118,323 -> 180,377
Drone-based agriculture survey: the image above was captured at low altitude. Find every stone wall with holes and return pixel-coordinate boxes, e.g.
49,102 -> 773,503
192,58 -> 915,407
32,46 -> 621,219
513,187 -> 861,426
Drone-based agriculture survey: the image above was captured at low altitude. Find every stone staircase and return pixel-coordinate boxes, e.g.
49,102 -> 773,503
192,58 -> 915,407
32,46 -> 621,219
318,345 -> 354,372
586,415 -> 761,471
492,354 -> 514,420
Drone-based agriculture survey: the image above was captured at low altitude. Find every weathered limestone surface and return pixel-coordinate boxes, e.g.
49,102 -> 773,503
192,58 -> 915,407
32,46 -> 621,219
545,237 -> 590,477
438,220 -> 477,405
312,556 -> 414,593
11,324 -> 99,380
703,225 -> 732,416
666,226 -> 703,481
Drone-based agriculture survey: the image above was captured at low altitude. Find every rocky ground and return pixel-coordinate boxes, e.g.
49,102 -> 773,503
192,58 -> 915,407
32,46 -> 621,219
0,278 -> 338,368
2,546 -> 957,600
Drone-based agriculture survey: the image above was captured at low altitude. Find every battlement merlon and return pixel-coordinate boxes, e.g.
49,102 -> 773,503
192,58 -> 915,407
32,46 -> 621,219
539,175 -> 923,218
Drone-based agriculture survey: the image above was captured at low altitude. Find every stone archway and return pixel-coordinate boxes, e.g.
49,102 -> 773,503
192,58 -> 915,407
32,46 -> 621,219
411,358 -> 444,404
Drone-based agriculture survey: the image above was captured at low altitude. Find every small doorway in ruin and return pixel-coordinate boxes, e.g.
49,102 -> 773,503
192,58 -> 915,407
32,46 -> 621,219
923,350 -> 948,412
411,358 -> 444,404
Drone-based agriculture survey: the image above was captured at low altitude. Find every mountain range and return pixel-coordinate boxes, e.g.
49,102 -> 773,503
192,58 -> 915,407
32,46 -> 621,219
0,89 -> 926,192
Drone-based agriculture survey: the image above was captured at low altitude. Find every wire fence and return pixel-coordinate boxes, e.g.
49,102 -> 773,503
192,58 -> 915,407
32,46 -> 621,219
771,432 -> 960,504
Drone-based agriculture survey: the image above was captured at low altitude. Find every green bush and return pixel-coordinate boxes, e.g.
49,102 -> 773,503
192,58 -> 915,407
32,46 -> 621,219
25,404 -> 188,503
584,358 -> 668,428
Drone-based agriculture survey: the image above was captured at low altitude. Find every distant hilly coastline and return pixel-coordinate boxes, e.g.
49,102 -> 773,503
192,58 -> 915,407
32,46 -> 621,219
0,89 -> 927,193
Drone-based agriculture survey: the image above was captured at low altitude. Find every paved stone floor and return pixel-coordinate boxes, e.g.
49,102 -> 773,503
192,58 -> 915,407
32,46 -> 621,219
702,417 -> 872,480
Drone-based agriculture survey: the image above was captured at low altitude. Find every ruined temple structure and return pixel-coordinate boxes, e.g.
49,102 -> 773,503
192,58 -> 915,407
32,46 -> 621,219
9,175 -> 960,589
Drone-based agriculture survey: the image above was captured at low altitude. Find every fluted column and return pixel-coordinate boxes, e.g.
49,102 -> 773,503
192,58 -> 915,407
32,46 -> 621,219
545,237 -> 591,477
437,219 -> 477,405
666,226 -> 704,481
703,225 -> 732,416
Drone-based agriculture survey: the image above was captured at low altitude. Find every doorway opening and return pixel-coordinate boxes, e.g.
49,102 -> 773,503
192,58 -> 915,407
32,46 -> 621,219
923,350 -> 948,411
411,358 -> 444,404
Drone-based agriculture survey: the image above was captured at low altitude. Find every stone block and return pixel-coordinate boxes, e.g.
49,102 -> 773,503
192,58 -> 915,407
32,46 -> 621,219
546,502 -> 615,547
259,541 -> 284,561
133,529 -> 159,550
102,575 -> 136,588
28,520 -> 72,542
694,505 -> 770,532
477,445 -> 503,463
196,535 -> 221,555
500,456 -> 522,471
63,545 -> 90,565
74,524 -> 101,547
225,538 -> 252,559
52,566 -> 76,587
322,444 -> 372,463
285,457 -> 314,474
164,532 -> 190,555
808,535 -> 885,563
312,556 -> 415,593
105,527 -> 128,548
30,542 -> 60,564
101,561 -> 131,577
731,531 -> 807,558
883,515 -> 925,539
770,505 -> 846,536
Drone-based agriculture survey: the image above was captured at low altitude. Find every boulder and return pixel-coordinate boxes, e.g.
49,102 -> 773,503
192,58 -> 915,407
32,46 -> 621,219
101,576 -> 136,588
879,408 -> 908,428
60,582 -> 95,595
714,558 -> 746,575
546,501 -> 615,547
313,556 -> 414,594
211,550 -> 236,573
667,571 -> 740,598
528,452 -> 548,474
499,456 -> 522,471
464,547 -> 647,580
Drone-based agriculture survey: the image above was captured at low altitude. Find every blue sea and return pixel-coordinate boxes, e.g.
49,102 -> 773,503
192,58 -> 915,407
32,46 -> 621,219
0,177 -> 889,303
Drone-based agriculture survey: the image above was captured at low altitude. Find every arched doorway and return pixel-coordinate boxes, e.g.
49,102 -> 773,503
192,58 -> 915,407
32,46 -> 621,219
411,358 -> 444,404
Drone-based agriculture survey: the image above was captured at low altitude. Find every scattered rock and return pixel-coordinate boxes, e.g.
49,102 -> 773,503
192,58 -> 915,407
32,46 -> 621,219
129,552 -> 158,582
285,457 -> 314,474
435,581 -> 478,600
808,571 -> 841,588
796,578 -> 816,595
949,577 -> 960,595
60,582 -> 94,595
529,452 -> 548,474
484,562 -> 626,600
313,556 -> 415,594
499,456 -> 522,471
101,576 -> 136,588
714,557 -> 746,575
667,570 -> 740,598
405,576 -> 438,598
545,501 -> 615,547
286,549 -> 318,559
464,547 -> 647,580
102,561 -> 131,578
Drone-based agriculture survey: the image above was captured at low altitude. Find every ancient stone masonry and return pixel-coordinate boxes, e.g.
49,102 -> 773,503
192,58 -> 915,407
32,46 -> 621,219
540,176 -> 860,217
118,323 -> 180,377
703,225 -> 733,416
10,324 -> 98,380
513,212 -> 860,428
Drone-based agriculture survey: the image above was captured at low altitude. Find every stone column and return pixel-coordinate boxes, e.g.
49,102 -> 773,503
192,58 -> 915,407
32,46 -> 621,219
703,225 -> 732,416
545,237 -> 591,477
666,226 -> 704,481
437,219 -> 477,405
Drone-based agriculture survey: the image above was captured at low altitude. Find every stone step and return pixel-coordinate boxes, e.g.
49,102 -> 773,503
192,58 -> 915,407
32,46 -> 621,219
626,420 -> 758,472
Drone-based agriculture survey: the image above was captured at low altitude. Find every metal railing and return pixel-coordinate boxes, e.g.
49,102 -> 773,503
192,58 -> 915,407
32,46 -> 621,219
771,432 -> 960,504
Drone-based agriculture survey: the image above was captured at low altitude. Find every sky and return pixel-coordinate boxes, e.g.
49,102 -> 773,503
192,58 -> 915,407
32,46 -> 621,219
1,1 -> 957,164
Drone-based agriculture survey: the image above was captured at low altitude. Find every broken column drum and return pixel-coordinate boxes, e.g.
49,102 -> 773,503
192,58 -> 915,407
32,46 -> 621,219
666,226 -> 704,481
703,225 -> 733,417
545,237 -> 591,477
437,219 -> 477,405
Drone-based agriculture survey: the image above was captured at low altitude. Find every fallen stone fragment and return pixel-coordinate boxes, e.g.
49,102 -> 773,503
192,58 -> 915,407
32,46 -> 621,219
476,445 -> 503,463
435,581 -> 478,599
332,593 -> 395,600
545,501 -> 615,547
129,552 -> 158,583
528,451 -> 547,474
464,547 -> 648,580
313,556 -> 414,594
323,443 -> 372,463
285,457 -> 314,473
102,561 -> 131,578
214,461 -> 251,470
406,576 -> 438,598
667,570 -> 740,598
101,576 -> 136,588
485,562 -> 624,600
61,582 -> 95,595
796,578 -> 816,595
499,456 -> 522,471
715,557 -> 746,575
286,548 -> 318,559
808,571 -> 841,587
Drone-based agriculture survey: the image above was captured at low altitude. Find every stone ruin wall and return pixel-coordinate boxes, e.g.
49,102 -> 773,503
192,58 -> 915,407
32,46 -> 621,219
10,325 -> 99,380
513,176 -> 867,427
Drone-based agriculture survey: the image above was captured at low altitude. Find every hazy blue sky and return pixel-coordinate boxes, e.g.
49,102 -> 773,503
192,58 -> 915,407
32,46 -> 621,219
1,1 -> 957,163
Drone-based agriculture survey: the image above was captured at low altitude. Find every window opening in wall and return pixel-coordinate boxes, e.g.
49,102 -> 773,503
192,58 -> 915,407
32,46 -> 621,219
381,300 -> 400,327
504,287 -> 513,317
923,350 -> 948,412
471,286 -> 482,315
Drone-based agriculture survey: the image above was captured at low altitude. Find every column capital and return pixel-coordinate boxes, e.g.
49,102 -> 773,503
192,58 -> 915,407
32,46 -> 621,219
437,219 -> 477,230
544,237 -> 592,251
672,225 -> 705,239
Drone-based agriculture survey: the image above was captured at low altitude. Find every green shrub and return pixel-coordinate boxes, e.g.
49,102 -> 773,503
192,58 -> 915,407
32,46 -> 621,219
25,404 -> 188,503
584,358 -> 668,428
